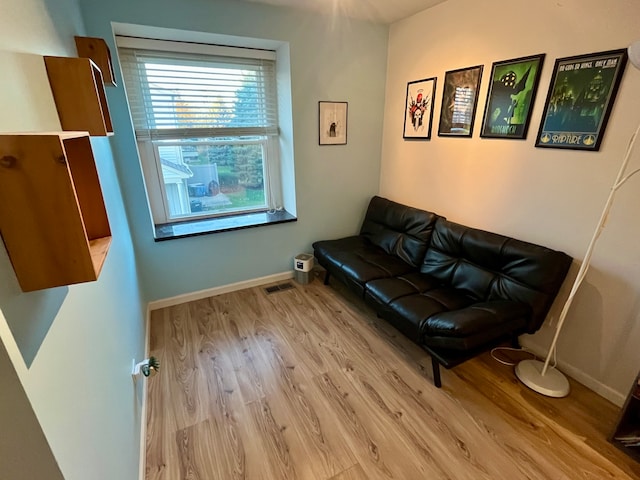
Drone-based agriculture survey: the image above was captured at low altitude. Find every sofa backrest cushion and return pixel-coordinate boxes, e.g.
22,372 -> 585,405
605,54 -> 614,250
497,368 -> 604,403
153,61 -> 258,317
360,196 -> 441,268
421,219 -> 572,332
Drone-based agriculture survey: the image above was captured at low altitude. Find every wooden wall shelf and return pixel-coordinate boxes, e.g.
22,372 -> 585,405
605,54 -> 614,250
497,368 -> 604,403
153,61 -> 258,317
44,56 -> 113,136
75,36 -> 117,87
0,133 -> 112,292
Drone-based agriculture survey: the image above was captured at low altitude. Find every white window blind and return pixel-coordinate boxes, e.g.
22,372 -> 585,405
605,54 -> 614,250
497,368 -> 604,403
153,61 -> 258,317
118,40 -> 279,142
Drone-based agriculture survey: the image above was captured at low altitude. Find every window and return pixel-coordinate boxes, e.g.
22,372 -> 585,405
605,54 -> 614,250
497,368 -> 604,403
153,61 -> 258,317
117,37 -> 285,230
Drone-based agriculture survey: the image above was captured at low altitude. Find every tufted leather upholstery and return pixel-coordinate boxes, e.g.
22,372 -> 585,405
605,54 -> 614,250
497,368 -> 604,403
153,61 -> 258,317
313,196 -> 572,385
364,218 -> 571,351
312,196 -> 441,296
422,219 -> 572,334
360,196 -> 440,267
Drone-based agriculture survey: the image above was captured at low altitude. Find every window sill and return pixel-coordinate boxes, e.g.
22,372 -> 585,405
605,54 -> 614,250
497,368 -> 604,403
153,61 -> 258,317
154,209 -> 297,241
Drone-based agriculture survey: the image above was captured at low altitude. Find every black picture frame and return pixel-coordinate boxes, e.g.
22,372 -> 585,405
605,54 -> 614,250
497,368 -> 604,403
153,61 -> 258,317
535,49 -> 628,151
319,101 -> 348,145
438,65 -> 483,137
480,54 -> 545,140
403,77 -> 437,140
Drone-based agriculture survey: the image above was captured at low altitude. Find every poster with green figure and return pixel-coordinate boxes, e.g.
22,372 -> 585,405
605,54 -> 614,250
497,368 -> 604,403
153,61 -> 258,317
536,49 -> 628,151
480,54 -> 545,139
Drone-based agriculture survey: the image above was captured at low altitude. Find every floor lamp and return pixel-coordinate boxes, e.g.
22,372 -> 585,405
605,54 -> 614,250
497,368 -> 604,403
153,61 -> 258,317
515,40 -> 640,398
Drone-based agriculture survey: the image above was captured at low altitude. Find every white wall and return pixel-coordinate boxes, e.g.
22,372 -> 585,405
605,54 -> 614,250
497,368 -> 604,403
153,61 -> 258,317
0,338 -> 64,480
0,0 -> 147,478
381,0 -> 640,403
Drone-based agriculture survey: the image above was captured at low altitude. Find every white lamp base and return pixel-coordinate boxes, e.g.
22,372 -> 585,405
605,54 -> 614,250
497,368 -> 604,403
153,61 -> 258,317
515,359 -> 570,398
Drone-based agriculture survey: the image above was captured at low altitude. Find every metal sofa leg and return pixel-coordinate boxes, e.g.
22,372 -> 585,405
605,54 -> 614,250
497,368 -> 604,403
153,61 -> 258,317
323,271 -> 331,285
431,357 -> 442,388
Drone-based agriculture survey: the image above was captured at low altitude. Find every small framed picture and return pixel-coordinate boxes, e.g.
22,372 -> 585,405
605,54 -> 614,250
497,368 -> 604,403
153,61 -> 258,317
438,65 -> 483,137
403,77 -> 437,139
536,49 -> 628,151
480,54 -> 545,139
319,101 -> 348,145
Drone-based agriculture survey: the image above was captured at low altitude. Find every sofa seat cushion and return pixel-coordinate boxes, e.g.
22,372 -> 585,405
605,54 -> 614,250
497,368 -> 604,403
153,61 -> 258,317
365,273 -> 475,340
420,301 -> 530,350
365,272 -> 447,306
365,273 -> 531,350
313,236 -> 416,296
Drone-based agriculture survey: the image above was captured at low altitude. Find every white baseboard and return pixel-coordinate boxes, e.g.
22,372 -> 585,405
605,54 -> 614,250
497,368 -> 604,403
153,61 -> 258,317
147,271 -> 295,311
138,305 -> 151,480
519,339 -> 626,407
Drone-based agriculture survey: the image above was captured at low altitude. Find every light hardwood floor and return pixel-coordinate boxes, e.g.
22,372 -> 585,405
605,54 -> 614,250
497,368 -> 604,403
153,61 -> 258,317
146,273 -> 640,479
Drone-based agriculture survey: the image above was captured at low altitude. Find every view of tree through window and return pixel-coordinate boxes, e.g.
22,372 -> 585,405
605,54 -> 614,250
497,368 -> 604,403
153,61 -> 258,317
141,59 -> 272,219
156,141 -> 266,218
119,39 -> 279,225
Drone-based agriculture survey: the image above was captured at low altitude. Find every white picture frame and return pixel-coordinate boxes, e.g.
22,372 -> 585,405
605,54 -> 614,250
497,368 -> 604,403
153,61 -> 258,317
319,101 -> 348,145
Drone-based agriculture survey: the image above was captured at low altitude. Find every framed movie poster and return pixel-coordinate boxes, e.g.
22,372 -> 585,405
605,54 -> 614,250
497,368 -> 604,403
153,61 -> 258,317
403,77 -> 437,139
438,65 -> 483,137
480,54 -> 545,139
536,49 -> 628,151
319,101 -> 348,145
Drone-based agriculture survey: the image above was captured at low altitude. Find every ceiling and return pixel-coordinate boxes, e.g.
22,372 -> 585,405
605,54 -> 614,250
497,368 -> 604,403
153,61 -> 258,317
236,0 -> 447,24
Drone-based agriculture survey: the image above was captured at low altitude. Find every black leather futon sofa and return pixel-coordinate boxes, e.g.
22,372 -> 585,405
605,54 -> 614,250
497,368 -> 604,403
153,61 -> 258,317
312,196 -> 572,387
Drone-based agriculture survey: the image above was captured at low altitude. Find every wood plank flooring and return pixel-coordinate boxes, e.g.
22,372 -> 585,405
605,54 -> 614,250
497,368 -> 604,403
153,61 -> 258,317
146,273 -> 640,479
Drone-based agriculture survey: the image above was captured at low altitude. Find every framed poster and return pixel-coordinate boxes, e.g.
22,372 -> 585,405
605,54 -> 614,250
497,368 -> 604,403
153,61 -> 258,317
438,65 -> 483,137
536,49 -> 628,151
403,77 -> 437,139
319,101 -> 348,145
480,54 -> 545,139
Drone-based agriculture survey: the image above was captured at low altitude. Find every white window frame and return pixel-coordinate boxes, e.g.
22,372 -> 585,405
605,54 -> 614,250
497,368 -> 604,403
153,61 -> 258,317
117,36 -> 283,226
